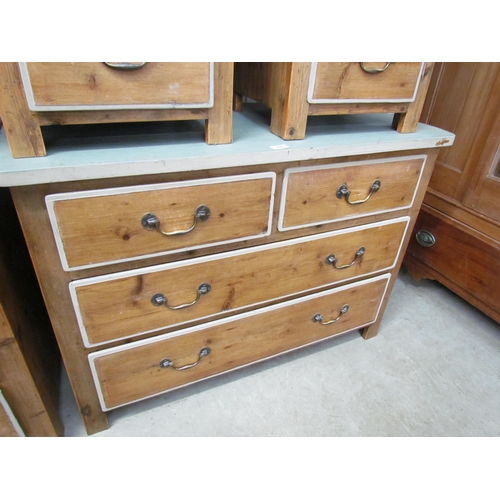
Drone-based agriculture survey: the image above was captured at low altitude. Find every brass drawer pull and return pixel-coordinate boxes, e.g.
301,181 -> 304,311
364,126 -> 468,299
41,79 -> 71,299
159,347 -> 211,371
103,62 -> 148,71
312,305 -> 349,325
151,283 -> 211,310
326,247 -> 365,269
359,62 -> 391,74
141,205 -> 210,236
336,180 -> 381,205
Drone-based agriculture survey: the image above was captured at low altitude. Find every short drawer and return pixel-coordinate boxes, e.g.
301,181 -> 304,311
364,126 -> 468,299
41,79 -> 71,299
20,62 -> 213,110
47,173 -> 276,271
72,218 -> 409,346
279,155 -> 425,230
309,63 -> 424,103
89,274 -> 390,410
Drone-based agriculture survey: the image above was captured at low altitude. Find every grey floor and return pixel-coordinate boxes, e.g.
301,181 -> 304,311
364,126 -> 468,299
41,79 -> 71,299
59,268 -> 500,437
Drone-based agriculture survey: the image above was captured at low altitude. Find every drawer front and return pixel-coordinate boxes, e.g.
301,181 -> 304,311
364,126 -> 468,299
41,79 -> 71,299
72,218 -> 409,346
47,173 -> 276,271
407,208 -> 500,312
308,62 -> 423,103
20,62 -> 213,110
279,156 -> 425,230
89,274 -> 390,410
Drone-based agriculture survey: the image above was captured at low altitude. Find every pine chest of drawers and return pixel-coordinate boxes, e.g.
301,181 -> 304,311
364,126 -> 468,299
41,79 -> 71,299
1,105 -> 454,435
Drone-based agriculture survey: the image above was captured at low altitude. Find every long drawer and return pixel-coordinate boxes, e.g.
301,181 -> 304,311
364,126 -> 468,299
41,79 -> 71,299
279,155 -> 425,230
46,173 -> 276,270
89,274 -> 391,410
72,218 -> 409,347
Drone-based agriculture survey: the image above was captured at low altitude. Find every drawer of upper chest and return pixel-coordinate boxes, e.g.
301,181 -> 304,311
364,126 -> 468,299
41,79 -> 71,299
20,62 -> 213,110
309,63 -> 424,103
46,173 -> 276,271
279,156 -> 425,230
89,274 -> 391,410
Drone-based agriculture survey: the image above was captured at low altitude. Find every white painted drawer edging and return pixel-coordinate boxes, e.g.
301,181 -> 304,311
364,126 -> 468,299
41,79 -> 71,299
71,217 -> 410,347
46,172 -> 276,271
19,62 -> 215,111
307,63 -> 424,104
278,154 -> 427,231
88,273 -> 391,411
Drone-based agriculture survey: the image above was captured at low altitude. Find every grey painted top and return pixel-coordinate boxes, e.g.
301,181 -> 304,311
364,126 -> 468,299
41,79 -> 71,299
0,105 -> 455,187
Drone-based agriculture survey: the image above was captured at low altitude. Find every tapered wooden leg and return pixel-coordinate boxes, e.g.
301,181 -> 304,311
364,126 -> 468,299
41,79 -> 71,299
0,63 -> 46,158
361,148 -> 440,339
205,63 -> 234,145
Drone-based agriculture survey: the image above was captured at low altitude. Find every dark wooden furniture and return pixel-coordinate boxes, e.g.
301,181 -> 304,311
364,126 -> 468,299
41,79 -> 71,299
404,62 -> 500,323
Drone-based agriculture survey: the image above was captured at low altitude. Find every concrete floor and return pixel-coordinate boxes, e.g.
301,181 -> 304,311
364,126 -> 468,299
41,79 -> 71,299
59,268 -> 500,437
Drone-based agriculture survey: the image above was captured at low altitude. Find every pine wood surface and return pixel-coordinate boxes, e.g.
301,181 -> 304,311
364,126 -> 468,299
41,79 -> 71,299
282,157 -> 424,229
0,63 -> 46,158
0,63 -> 234,158
234,62 -> 432,138
50,175 -> 273,270
37,108 -> 209,126
393,62 -> 435,133
10,144 -> 442,434
311,63 -> 422,101
74,219 -> 408,346
91,276 -> 389,410
0,392 -> 20,436
10,186 -> 110,435
205,62 -> 234,145
24,63 -> 211,107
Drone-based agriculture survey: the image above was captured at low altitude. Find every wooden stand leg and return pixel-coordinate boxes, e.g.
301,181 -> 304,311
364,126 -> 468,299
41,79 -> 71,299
205,63 -> 234,145
393,62 -> 435,133
10,186 -> 109,435
270,62 -> 311,140
0,63 -> 46,158
233,92 -> 243,112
